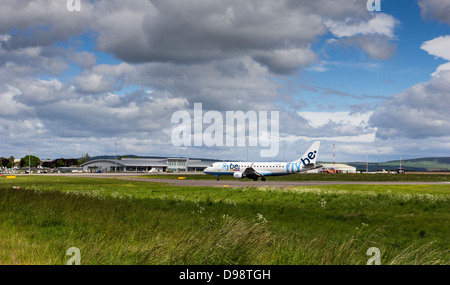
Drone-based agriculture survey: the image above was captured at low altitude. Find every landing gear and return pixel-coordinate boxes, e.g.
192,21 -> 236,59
216,175 -> 220,181
261,177 -> 266,181
253,177 -> 258,181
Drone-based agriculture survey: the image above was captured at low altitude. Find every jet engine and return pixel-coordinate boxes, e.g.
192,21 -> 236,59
233,172 -> 246,179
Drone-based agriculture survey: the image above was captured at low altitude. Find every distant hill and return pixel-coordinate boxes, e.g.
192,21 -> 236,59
346,157 -> 450,172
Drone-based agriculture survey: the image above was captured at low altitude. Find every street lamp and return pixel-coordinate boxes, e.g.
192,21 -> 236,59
28,148 -> 31,174
115,142 -> 117,172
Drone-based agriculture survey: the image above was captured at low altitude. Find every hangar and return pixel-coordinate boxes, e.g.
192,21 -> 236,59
308,163 -> 356,173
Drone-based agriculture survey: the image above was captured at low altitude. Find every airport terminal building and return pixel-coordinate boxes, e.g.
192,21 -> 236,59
81,157 -> 215,173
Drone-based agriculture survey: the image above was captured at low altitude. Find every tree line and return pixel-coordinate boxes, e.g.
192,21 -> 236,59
0,153 -> 90,169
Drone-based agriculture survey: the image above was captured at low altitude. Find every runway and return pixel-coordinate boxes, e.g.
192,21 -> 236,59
116,177 -> 449,188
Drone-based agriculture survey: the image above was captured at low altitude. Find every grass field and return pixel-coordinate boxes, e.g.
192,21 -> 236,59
0,175 -> 448,265
141,172 -> 450,182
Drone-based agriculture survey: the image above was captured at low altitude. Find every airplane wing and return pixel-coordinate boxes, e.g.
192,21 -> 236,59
301,163 -> 323,172
243,167 -> 263,177
242,162 -> 263,179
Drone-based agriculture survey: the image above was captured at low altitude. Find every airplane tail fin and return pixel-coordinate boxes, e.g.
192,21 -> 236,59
287,141 -> 321,172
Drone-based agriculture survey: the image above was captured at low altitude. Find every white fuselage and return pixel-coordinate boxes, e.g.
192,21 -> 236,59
203,141 -> 321,180
203,162 -> 292,177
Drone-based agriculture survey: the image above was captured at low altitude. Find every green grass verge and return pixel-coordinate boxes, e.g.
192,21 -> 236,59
0,176 -> 449,264
139,172 -> 450,182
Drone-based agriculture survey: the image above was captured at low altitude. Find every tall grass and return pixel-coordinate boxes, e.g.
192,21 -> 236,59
0,176 -> 448,265
0,187 -> 275,265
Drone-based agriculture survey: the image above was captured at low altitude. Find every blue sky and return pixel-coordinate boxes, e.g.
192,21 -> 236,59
296,1 -> 445,112
0,0 -> 449,162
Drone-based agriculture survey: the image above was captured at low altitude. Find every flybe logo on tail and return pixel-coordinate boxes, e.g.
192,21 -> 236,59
286,151 -> 317,173
302,150 -> 317,165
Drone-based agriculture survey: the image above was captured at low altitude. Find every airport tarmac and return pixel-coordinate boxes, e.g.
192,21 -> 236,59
14,173 -> 449,188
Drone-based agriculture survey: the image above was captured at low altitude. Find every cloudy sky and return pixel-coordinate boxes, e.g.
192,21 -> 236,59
1,0 -> 449,162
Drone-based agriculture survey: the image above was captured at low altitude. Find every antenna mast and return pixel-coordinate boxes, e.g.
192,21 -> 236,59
333,144 -> 336,172
366,152 -> 368,173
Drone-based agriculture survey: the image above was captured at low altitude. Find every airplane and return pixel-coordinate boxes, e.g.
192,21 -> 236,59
203,141 -> 322,181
